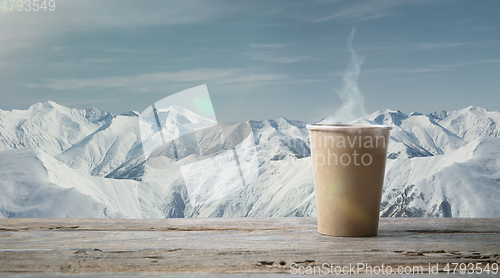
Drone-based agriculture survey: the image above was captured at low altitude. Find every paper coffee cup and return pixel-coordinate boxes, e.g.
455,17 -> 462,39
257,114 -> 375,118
307,124 -> 392,237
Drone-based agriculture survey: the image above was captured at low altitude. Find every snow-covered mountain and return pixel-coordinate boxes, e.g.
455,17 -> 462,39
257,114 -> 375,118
0,148 -> 164,218
381,137 -> 500,217
57,115 -> 143,177
0,101 -> 499,218
0,101 -> 112,155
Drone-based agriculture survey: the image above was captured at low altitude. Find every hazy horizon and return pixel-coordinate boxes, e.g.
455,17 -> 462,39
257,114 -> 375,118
1,0 -> 499,122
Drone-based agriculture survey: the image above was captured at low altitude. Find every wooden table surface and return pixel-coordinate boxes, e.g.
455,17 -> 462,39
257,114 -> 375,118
0,218 -> 499,276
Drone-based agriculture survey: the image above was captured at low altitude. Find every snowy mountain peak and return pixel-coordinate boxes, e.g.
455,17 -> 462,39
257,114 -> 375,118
84,107 -> 114,123
428,110 -> 448,120
23,101 -> 113,124
27,100 -> 72,114
0,101 -> 114,155
371,108 -> 398,115
464,105 -> 487,113
121,110 -> 140,117
275,117 -> 307,128
155,105 -> 216,125
371,109 -> 408,126
160,104 -> 189,113
1,102 -> 499,218
29,100 -> 58,109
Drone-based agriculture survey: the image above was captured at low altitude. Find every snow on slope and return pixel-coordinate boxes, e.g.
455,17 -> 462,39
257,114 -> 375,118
381,137 -> 500,217
0,101 -> 112,155
139,104 -> 217,160
56,115 -> 143,177
169,106 -> 500,218
55,104 -> 220,180
430,106 -> 500,141
0,148 -> 164,218
0,102 -> 499,218
355,109 -> 467,159
157,136 -> 500,218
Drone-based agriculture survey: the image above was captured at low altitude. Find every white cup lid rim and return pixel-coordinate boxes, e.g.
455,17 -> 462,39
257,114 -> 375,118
306,124 -> 393,130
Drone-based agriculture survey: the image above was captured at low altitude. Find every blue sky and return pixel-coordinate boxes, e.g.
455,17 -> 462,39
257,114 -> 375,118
1,0 -> 499,122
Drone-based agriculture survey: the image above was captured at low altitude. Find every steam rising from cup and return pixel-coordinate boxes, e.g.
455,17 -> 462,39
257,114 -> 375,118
324,27 -> 368,123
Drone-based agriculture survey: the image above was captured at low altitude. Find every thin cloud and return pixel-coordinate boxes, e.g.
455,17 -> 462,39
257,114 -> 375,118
0,0 -> 236,57
249,41 -> 320,63
413,42 -> 469,51
364,59 -> 500,75
249,46 -> 322,63
82,58 -> 123,64
103,48 -> 133,53
353,41 -> 485,53
478,59 -> 500,64
308,0 -> 440,23
250,43 -> 288,49
311,0 -> 402,23
251,54 -> 322,63
24,68 -> 289,92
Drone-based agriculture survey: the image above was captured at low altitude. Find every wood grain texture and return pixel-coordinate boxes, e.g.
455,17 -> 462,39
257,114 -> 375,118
0,218 -> 499,274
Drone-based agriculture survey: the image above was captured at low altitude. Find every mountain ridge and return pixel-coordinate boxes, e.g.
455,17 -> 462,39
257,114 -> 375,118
0,101 -> 499,218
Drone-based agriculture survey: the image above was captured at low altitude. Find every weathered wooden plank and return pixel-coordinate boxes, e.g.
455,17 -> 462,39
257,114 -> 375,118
0,218 -> 499,274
